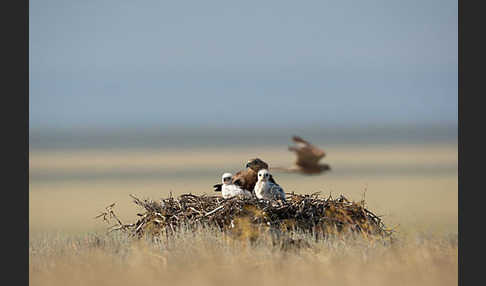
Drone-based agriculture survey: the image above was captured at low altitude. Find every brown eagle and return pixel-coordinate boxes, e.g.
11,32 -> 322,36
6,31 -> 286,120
273,136 -> 331,175
213,158 -> 278,193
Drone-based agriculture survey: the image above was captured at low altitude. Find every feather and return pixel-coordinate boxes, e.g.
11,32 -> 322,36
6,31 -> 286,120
213,184 -> 222,192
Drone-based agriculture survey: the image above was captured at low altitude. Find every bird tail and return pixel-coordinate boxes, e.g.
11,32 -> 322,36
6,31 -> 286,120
213,183 -> 222,192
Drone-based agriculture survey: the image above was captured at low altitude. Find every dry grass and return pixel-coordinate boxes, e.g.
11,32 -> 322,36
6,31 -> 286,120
30,227 -> 457,286
29,143 -> 458,285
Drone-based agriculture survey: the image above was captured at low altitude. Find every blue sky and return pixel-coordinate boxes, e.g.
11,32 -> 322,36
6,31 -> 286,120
30,0 -> 457,129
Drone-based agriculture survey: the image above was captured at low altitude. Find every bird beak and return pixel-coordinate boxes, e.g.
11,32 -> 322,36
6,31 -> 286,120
245,162 -> 250,168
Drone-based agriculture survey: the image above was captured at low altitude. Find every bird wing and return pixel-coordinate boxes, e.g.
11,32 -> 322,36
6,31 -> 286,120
223,184 -> 249,198
233,169 -> 258,191
232,170 -> 246,186
292,135 -> 311,146
269,183 -> 286,201
269,174 -> 278,185
289,136 -> 326,168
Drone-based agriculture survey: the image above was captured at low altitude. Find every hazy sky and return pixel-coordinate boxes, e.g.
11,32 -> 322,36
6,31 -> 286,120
30,0 -> 457,129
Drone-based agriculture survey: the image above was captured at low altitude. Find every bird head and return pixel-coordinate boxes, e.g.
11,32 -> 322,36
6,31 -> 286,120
257,169 -> 270,182
221,172 -> 233,185
245,158 -> 269,172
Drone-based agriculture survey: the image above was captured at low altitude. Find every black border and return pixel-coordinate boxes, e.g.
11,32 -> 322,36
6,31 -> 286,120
458,0 -> 482,285
4,0 -> 29,285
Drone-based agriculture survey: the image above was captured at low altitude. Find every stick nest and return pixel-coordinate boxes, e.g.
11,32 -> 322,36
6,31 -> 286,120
97,192 -> 394,242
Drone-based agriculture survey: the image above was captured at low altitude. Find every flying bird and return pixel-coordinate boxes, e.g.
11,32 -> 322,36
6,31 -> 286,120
273,136 -> 331,175
213,158 -> 278,193
254,169 -> 286,201
220,172 -> 252,199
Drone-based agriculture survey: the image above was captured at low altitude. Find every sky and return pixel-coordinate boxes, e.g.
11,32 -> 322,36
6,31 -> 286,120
29,0 -> 458,130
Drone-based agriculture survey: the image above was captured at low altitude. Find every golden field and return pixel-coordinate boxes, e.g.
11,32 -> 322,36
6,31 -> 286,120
29,142 -> 458,286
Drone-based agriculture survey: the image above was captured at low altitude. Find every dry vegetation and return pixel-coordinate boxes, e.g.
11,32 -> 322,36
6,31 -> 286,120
96,193 -> 392,241
29,144 -> 458,286
29,225 -> 457,286
30,192 -> 457,286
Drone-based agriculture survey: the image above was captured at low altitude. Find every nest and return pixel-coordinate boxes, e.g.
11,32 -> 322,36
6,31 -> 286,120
97,192 -> 393,242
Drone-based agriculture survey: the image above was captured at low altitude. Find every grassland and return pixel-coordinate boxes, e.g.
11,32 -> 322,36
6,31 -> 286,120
29,143 -> 458,285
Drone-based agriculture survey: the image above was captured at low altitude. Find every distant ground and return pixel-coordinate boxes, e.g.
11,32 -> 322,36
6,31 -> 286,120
29,142 -> 457,235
